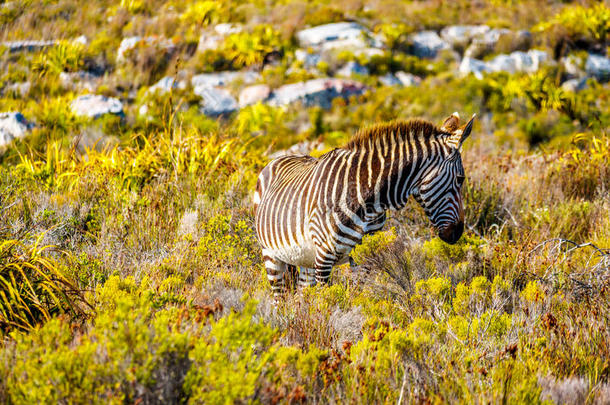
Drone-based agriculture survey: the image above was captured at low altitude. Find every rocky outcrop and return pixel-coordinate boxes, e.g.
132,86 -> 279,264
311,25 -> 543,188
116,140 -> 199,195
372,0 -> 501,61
336,61 -> 369,77
464,28 -> 511,59
297,22 -> 369,47
561,78 -> 589,92
190,70 -> 260,115
197,23 -> 242,52
585,54 -> 610,83
561,54 -> 586,79
295,50 -> 321,68
395,71 -> 422,87
116,36 -> 175,63
487,50 -> 550,74
191,71 -> 259,89
459,57 -> 491,79
410,31 -> 451,59
379,73 -> 402,87
440,25 -> 490,49
0,112 -> 34,147
2,40 -> 56,53
196,87 -> 238,116
267,78 -> 366,109
460,50 -> 551,77
71,95 -> 124,118
239,85 -> 271,107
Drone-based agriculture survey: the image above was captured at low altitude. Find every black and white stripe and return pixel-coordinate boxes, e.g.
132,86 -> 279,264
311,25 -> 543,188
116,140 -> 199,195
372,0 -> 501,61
254,113 -> 475,296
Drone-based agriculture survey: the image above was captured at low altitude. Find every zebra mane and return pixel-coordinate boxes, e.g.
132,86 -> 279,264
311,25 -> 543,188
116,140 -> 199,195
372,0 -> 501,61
344,119 -> 448,150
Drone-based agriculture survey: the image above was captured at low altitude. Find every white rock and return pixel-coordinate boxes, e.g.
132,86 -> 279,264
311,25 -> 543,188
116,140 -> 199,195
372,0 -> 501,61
395,71 -> 422,87
464,28 -> 511,58
462,50 -> 551,77
267,78 -> 366,109
138,104 -> 149,117
320,36 -> 370,52
488,54 -> 517,74
59,71 -> 100,92
197,33 -> 223,52
214,23 -> 242,35
440,25 -> 490,48
117,36 -> 142,62
0,112 -> 34,147
508,51 -> 533,72
585,54 -> 610,82
561,54 -> 586,78
459,57 -> 490,79
71,95 -> 123,118
561,78 -> 589,92
116,36 -> 174,62
336,61 -> 369,77
73,35 -> 88,46
148,76 -> 187,94
295,49 -> 321,68
525,50 -> 551,72
239,84 -> 271,107
3,82 -> 31,96
2,40 -> 56,52
410,31 -> 451,59
191,71 -> 259,88
296,22 -> 367,47
379,73 -> 402,86
369,33 -> 386,48
196,87 -> 238,116
197,24 -> 242,53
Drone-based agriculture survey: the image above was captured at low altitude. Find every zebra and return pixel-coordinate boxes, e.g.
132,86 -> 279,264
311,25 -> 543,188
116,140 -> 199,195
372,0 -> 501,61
254,112 -> 476,296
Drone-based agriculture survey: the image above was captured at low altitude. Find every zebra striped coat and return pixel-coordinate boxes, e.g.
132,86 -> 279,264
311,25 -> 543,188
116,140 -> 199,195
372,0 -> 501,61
254,113 -> 475,295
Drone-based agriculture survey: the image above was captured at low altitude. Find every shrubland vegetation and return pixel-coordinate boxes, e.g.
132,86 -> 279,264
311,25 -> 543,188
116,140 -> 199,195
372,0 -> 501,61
0,0 -> 609,403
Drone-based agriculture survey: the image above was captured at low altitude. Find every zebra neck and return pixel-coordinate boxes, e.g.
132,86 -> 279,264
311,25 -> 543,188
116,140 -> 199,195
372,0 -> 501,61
355,135 -> 426,213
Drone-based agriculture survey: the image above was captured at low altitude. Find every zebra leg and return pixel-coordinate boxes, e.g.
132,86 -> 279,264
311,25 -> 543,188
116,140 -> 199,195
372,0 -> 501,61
314,264 -> 334,285
263,253 -> 288,298
297,267 -> 317,288
285,264 -> 299,291
314,251 -> 336,285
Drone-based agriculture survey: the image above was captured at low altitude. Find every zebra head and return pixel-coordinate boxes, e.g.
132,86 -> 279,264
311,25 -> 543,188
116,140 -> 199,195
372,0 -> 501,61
413,113 -> 476,244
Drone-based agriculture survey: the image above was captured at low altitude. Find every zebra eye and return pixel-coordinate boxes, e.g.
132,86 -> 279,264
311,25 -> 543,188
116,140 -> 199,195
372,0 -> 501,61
456,175 -> 465,185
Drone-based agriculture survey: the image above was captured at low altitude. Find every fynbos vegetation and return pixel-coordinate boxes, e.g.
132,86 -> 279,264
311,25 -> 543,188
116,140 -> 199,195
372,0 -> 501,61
0,0 -> 609,403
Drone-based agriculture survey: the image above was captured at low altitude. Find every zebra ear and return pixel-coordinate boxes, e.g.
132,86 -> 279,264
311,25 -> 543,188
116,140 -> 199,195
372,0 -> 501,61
457,114 -> 476,149
441,112 -> 460,132
449,113 -> 476,151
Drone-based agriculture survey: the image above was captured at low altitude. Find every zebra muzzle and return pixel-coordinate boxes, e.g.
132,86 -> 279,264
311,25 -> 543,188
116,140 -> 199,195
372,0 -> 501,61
438,222 -> 464,245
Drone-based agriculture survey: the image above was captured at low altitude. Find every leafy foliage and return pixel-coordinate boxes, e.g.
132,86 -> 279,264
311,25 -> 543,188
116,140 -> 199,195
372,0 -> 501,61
222,25 -> 284,68
535,3 -> 610,44
0,236 -> 89,332
32,41 -> 85,78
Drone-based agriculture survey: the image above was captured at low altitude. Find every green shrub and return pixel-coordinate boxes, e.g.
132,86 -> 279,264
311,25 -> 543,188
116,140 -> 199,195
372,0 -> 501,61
535,4 -> 610,45
351,227 -> 397,265
222,25 -> 284,69
32,41 -> 85,78
184,300 -> 278,403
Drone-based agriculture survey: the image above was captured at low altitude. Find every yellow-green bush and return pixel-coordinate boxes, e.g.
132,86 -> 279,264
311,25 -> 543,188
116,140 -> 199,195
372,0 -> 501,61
0,236 -> 89,333
535,3 -> 610,44
351,227 -> 397,265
